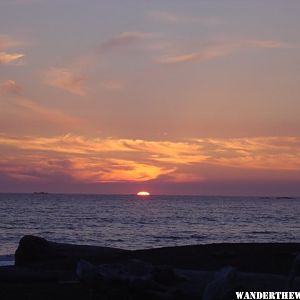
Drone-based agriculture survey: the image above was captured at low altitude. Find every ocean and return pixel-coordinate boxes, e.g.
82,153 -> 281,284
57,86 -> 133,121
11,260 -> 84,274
0,193 -> 299,265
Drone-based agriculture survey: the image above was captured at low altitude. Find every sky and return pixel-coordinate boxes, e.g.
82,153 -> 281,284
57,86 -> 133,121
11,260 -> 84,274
0,0 -> 300,196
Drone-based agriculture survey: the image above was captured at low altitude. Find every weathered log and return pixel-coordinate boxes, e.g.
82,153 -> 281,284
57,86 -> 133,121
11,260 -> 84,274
14,236 -> 300,275
15,235 -> 130,269
75,260 -> 300,299
133,243 -> 300,274
0,265 -> 63,283
3,236 -> 300,300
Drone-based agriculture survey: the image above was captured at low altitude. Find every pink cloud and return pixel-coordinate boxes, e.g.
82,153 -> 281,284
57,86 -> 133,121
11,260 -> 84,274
1,134 -> 300,185
0,80 -> 22,95
0,52 -> 24,64
0,35 -> 24,65
149,11 -> 223,26
0,79 -> 82,130
45,68 -> 86,96
158,39 -> 290,65
101,31 -> 157,51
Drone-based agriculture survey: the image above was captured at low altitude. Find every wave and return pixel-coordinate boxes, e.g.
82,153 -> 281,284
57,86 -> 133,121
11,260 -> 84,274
0,254 -> 14,266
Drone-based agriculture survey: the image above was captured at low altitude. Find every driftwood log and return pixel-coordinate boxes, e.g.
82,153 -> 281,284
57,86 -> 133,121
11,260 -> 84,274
75,259 -> 300,299
0,236 -> 299,299
15,235 -> 300,274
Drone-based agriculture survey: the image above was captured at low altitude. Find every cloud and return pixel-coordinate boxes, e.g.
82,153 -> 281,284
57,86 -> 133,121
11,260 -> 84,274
72,158 -> 173,183
0,35 -> 25,65
0,52 -> 24,65
45,68 -> 86,96
247,40 -> 290,49
0,80 -> 22,95
0,80 -> 82,130
0,134 -> 205,183
0,134 -> 299,184
17,98 -> 81,128
158,39 -> 290,65
0,104 -> 81,134
200,137 -> 300,170
42,31 -> 158,96
149,11 -> 223,26
101,31 -> 157,51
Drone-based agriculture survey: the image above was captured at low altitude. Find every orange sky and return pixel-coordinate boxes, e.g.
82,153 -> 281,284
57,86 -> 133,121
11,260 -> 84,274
0,1 -> 300,195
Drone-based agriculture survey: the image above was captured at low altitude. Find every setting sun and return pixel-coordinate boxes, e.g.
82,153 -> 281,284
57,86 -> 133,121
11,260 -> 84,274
137,191 -> 150,196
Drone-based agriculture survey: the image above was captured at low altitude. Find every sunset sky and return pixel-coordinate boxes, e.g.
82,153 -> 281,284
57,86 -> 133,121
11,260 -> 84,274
0,0 -> 300,195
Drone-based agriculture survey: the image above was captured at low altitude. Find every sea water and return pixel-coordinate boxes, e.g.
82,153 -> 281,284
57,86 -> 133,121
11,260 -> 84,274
0,193 -> 299,265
